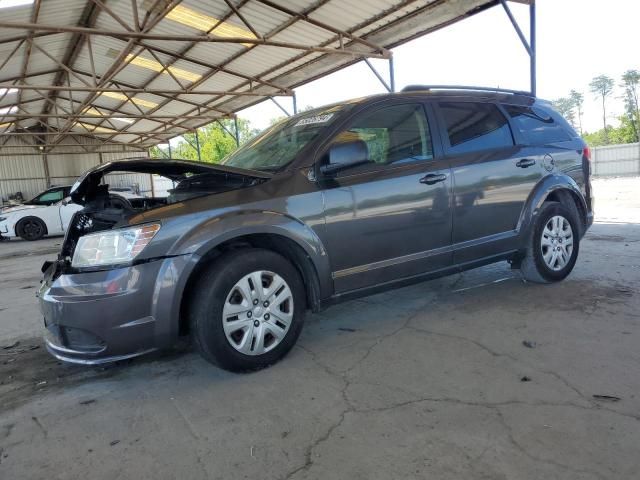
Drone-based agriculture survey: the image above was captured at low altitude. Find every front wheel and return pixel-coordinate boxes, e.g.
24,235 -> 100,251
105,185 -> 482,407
189,248 -> 306,372
17,216 -> 46,241
520,201 -> 580,283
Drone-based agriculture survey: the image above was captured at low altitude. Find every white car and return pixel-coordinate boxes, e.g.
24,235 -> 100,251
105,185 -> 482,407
0,198 -> 82,241
0,190 -> 142,241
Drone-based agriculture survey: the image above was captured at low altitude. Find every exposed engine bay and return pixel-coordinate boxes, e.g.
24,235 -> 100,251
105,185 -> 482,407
49,159 -> 272,270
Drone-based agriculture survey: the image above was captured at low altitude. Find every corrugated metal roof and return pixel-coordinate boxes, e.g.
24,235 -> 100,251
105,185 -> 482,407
0,0 -> 526,150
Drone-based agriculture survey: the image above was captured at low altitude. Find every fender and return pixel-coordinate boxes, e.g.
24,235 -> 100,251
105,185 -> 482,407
165,208 -> 333,305
517,173 -> 588,242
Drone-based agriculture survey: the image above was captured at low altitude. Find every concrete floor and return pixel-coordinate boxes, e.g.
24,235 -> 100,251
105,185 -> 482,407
1,178 -> 639,479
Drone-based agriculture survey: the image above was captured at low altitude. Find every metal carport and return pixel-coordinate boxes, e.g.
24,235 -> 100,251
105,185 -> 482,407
0,0 -> 535,199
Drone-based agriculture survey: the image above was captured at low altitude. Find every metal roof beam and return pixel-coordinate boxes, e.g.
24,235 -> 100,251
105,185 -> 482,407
88,0 -> 254,143
255,0 -> 390,56
13,0 -> 42,131
136,42 -> 293,94
3,113 -> 238,120
0,84 -> 292,97
0,22 -> 391,59
48,0 -> 187,146
0,69 -> 61,84
71,67 -> 236,110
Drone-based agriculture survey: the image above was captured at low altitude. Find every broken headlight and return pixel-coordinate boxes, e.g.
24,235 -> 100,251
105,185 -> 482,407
71,223 -> 160,268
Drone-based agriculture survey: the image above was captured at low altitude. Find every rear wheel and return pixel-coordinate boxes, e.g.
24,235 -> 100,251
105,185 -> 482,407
520,201 -> 580,283
17,216 -> 46,241
189,248 -> 306,372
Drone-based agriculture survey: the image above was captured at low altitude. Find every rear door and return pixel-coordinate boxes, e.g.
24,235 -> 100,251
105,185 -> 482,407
320,101 -> 453,292
434,100 -> 544,264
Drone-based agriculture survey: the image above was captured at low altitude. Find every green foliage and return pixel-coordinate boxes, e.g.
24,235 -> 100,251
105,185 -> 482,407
149,118 -> 259,163
589,74 -> 615,98
589,74 -> 615,142
569,89 -> 584,133
552,97 -> 576,128
621,69 -> 639,142
583,115 -> 638,146
352,128 -> 389,164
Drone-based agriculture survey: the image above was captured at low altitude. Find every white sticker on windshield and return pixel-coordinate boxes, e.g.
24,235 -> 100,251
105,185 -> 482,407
294,113 -> 334,127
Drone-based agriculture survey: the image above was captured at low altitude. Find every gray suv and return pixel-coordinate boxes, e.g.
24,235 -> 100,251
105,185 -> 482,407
39,86 -> 593,371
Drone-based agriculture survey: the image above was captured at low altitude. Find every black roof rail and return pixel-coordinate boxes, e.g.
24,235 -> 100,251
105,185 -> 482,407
401,85 -> 535,97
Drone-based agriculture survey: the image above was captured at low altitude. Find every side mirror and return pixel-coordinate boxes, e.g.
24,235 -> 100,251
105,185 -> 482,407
320,140 -> 370,176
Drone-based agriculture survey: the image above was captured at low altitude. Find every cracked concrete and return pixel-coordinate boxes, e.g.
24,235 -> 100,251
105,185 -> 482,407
1,177 -> 640,479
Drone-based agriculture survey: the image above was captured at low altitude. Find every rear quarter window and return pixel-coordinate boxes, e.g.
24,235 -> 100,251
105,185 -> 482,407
503,105 -> 574,145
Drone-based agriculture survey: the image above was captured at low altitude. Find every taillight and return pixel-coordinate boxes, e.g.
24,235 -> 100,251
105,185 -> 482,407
582,145 -> 591,175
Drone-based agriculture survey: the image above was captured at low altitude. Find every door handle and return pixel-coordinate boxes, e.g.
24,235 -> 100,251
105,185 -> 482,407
516,158 -> 536,168
419,173 -> 447,185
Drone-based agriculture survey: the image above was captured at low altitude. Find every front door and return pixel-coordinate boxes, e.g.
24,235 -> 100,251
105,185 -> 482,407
320,102 -> 453,293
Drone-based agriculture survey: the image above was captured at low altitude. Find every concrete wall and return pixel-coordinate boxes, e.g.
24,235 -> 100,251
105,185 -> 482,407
592,142 -> 640,177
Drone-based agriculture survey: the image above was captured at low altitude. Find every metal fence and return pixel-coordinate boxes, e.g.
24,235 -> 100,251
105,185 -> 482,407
591,143 -> 640,177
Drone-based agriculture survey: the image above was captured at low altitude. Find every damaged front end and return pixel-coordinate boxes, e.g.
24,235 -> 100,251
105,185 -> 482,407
46,159 -> 270,279
39,158 -> 271,364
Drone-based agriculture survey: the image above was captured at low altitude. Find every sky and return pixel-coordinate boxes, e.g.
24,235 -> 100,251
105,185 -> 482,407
237,0 -> 640,134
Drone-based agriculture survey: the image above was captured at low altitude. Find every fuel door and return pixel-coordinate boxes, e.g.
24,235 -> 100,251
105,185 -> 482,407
542,154 -> 555,172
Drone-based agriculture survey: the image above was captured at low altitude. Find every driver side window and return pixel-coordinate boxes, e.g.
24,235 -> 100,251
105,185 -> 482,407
331,103 -> 433,168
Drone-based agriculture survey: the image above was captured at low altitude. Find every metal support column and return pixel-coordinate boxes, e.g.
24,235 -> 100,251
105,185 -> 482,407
529,0 -> 536,96
292,92 -> 298,114
234,117 -> 240,147
42,153 -> 50,186
500,0 -> 536,96
364,58 -> 392,92
270,96 -> 291,117
194,129 -> 201,161
167,141 -> 172,158
389,56 -> 395,93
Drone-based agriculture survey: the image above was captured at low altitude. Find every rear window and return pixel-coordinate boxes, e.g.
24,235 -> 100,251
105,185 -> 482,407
503,105 -> 573,144
439,102 -> 514,154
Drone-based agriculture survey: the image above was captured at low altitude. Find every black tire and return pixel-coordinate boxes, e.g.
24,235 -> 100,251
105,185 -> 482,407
16,216 -> 46,241
520,201 -> 580,283
189,248 -> 306,372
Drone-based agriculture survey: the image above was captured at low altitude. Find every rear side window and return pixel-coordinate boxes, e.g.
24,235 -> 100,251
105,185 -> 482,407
503,105 -> 572,144
439,102 -> 513,154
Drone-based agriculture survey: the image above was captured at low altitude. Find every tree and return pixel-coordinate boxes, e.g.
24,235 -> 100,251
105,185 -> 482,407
621,69 -> 640,142
589,74 -> 615,144
583,115 -> 637,146
149,118 -> 258,162
569,89 -> 584,134
552,97 -> 576,128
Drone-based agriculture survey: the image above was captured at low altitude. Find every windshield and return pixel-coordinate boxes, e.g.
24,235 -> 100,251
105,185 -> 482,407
221,104 -> 349,171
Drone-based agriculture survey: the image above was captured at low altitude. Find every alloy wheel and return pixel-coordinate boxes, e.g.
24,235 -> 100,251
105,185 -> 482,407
22,219 -> 43,240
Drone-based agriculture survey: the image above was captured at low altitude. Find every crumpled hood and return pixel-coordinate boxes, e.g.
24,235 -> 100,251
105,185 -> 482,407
70,158 -> 272,205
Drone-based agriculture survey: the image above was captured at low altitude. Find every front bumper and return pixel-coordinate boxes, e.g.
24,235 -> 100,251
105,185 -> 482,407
39,254 -> 195,364
0,222 -> 10,239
